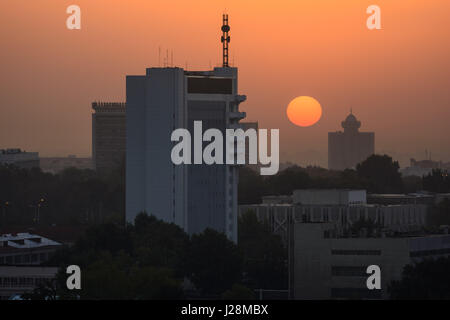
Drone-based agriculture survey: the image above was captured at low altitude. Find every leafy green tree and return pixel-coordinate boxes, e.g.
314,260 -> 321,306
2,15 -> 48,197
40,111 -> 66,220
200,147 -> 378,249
46,213 -> 186,299
80,252 -> 133,299
238,211 -> 287,289
131,266 -> 184,300
265,166 -> 311,195
222,284 -> 255,300
428,198 -> 450,227
0,164 -> 126,227
423,169 -> 450,193
403,175 -> 423,193
356,154 -> 403,193
78,251 -> 183,300
389,257 -> 450,299
132,212 -> 190,276
75,223 -> 133,257
21,279 -> 58,300
338,169 -> 365,189
238,166 -> 265,204
185,229 -> 242,295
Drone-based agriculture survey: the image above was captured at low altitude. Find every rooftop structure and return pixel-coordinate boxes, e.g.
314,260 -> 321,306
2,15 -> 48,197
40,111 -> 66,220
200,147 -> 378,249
0,149 -> 39,169
0,233 -> 61,266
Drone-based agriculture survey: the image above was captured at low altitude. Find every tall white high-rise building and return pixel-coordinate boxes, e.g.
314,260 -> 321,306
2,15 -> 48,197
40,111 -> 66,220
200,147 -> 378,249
126,67 -> 246,242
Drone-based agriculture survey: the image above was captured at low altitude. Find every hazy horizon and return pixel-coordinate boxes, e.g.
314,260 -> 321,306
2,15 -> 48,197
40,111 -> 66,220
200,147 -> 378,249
1,0 -> 449,168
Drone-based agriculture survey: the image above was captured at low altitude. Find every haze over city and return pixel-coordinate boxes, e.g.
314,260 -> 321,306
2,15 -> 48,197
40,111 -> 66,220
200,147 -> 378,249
1,0 -> 449,167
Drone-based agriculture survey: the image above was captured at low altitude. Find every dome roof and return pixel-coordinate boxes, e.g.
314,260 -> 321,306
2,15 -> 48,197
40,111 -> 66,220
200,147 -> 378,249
341,112 -> 361,131
345,113 -> 358,122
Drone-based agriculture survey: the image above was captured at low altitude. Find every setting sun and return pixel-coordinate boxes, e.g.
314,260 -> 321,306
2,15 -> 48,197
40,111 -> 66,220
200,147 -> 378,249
286,96 -> 322,127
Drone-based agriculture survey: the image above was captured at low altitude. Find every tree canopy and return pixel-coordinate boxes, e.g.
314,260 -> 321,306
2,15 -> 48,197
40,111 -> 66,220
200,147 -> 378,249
389,257 -> 450,299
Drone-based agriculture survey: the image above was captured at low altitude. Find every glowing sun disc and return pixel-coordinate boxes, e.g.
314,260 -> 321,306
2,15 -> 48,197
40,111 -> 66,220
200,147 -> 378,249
286,96 -> 322,127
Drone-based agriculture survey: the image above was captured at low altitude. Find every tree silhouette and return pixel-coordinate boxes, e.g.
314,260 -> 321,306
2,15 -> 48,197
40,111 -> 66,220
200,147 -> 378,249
356,154 -> 403,193
389,257 -> 450,299
185,228 -> 242,295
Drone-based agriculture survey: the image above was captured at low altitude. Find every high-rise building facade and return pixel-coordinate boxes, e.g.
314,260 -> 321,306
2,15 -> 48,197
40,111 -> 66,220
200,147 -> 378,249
91,102 -> 126,172
328,113 -> 375,170
240,122 -> 259,171
126,67 -> 246,242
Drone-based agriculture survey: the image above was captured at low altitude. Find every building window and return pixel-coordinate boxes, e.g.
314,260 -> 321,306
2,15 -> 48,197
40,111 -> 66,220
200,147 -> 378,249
410,247 -> 450,257
331,266 -> 368,277
331,249 -> 381,256
187,77 -> 233,94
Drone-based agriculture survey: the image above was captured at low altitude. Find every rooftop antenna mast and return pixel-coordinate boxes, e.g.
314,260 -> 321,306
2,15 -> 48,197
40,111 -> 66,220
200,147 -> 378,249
221,14 -> 230,67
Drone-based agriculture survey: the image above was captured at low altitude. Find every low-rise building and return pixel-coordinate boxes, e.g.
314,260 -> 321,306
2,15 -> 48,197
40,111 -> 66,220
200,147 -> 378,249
240,203 -> 427,244
240,190 -> 427,244
293,189 -> 366,206
0,266 -> 58,300
291,223 -> 450,299
0,149 -> 39,169
367,193 -> 435,206
400,158 -> 450,177
0,233 -> 61,266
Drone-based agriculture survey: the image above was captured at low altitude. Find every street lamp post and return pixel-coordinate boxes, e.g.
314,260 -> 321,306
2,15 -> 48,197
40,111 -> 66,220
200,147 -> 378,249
37,198 -> 45,224
29,198 -> 45,224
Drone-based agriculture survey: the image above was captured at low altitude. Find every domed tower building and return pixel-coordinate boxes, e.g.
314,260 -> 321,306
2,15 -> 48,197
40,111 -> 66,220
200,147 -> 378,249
328,112 -> 375,170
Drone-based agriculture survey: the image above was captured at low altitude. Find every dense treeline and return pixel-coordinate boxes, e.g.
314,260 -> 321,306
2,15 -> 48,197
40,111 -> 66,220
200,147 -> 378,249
2,153 -> 449,300
239,154 -> 449,204
389,256 -> 450,299
0,164 -> 124,227
0,154 -> 448,226
34,211 -> 286,300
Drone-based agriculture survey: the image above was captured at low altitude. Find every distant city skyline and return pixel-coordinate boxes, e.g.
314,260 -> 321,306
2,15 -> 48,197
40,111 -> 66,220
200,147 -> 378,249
1,0 -> 449,168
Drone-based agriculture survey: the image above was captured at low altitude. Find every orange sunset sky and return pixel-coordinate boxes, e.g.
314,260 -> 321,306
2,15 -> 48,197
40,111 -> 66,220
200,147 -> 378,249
0,0 -> 449,167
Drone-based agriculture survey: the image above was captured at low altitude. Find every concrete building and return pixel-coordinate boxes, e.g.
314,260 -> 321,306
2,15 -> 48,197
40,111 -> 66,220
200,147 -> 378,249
92,102 -> 126,172
293,189 -> 366,206
240,122 -> 259,171
0,149 -> 39,169
239,190 -> 427,244
367,193 -> 435,206
240,202 -> 427,244
126,67 -> 246,242
328,112 -> 374,170
0,266 -> 58,300
0,233 -> 61,266
262,195 -> 292,204
291,223 -> 450,299
400,157 -> 450,177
